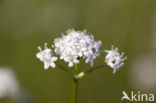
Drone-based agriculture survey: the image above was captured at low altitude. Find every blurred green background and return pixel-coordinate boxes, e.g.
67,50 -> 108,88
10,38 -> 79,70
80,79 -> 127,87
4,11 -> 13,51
0,0 -> 156,103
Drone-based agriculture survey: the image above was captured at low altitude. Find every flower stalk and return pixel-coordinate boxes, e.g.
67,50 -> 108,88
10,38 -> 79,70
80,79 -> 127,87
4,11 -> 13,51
76,64 -> 107,79
71,64 -> 79,103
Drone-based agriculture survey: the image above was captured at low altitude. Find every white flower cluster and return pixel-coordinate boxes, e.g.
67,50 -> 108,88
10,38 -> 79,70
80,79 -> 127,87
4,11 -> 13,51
54,29 -> 101,67
104,46 -> 127,73
0,68 -> 19,98
36,29 -> 127,72
36,43 -> 57,69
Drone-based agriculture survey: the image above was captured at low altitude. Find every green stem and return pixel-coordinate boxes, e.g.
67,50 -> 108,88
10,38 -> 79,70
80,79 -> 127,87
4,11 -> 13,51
85,64 -> 106,74
71,64 -> 79,103
56,63 -> 72,75
71,78 -> 78,103
77,64 -> 107,79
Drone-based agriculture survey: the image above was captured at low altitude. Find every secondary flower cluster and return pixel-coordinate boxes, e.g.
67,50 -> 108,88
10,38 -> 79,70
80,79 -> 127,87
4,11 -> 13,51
105,46 -> 127,73
36,43 -> 57,69
36,29 -> 126,73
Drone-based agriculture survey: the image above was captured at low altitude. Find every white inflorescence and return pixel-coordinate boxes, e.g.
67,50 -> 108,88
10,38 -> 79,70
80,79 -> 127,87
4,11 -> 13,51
36,43 -> 58,69
105,46 -> 127,74
54,29 -> 101,67
0,68 -> 19,98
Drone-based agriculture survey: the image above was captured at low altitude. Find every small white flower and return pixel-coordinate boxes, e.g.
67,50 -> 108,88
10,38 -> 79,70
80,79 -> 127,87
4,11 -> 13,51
0,68 -> 19,98
105,46 -> 127,74
54,29 -> 101,67
36,43 -> 57,69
